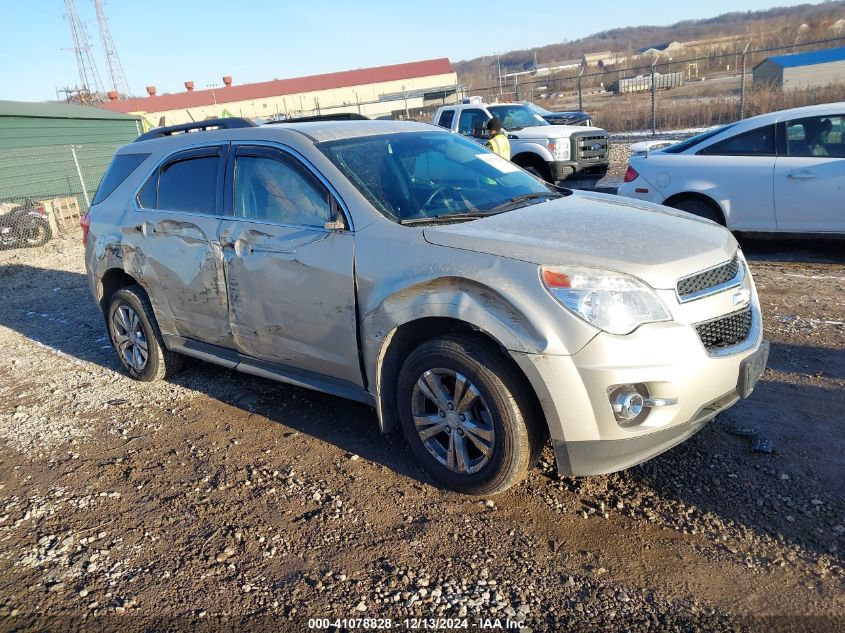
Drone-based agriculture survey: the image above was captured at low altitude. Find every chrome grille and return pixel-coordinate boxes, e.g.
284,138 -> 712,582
695,306 -> 753,352
576,134 -> 608,161
677,256 -> 740,299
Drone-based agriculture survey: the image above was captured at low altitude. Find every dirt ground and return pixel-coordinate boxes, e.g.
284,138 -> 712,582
0,229 -> 843,632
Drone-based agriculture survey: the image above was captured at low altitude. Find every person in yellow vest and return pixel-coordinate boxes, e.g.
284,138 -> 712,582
485,117 -> 511,160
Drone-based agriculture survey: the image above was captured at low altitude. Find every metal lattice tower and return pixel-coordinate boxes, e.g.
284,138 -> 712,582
64,0 -> 105,98
93,0 -> 132,97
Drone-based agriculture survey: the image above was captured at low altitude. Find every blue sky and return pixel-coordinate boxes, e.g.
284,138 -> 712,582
0,0 -> 829,101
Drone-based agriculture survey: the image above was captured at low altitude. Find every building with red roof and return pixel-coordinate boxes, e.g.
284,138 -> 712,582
99,58 -> 458,127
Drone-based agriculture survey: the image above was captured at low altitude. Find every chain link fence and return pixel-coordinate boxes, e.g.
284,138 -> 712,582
467,36 -> 845,134
0,143 -> 118,253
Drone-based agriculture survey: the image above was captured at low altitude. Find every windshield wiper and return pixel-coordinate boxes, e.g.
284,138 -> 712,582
399,211 -> 500,226
485,191 -> 563,214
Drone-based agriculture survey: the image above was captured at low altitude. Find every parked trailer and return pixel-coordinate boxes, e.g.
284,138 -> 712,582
612,72 -> 685,94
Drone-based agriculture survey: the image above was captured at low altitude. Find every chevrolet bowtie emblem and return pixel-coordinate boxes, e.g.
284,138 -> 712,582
732,288 -> 751,306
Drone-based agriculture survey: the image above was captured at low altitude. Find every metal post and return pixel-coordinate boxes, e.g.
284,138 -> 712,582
495,52 -> 502,98
651,59 -> 657,136
740,42 -> 750,120
514,75 -> 519,101
577,68 -> 584,112
70,145 -> 90,208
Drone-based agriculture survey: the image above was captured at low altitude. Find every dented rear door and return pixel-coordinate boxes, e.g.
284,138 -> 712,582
219,144 -> 361,386
127,144 -> 232,347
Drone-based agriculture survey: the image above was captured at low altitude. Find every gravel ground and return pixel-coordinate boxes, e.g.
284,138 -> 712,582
0,229 -> 843,632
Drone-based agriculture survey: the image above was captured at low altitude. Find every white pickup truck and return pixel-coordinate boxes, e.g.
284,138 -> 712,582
432,101 -> 609,185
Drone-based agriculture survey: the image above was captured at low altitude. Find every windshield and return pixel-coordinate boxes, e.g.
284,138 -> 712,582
525,102 -> 552,116
317,131 -> 559,223
662,124 -> 735,154
487,105 -> 549,130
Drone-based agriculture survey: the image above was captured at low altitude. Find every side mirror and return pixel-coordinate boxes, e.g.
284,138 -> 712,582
324,198 -> 347,231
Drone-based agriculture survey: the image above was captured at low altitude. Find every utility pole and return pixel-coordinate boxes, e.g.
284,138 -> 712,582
64,0 -> 105,101
494,51 -> 503,99
93,0 -> 132,97
651,58 -> 657,136
577,67 -> 584,112
740,42 -> 750,120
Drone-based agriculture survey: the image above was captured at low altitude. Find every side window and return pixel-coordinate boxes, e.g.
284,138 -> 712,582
137,150 -> 220,213
234,153 -> 331,227
787,115 -> 845,158
699,125 -> 775,156
457,109 -> 488,137
437,110 -> 454,130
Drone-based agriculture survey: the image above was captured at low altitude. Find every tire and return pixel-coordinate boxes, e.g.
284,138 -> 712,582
397,334 -> 543,495
514,156 -> 552,184
107,285 -> 183,382
669,198 -> 724,225
25,218 -> 52,247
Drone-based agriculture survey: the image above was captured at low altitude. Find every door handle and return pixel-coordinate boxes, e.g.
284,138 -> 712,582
133,221 -> 154,236
221,237 -> 251,256
788,171 -> 816,180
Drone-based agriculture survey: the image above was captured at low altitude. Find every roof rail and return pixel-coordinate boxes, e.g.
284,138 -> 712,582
134,117 -> 256,142
266,113 -> 370,125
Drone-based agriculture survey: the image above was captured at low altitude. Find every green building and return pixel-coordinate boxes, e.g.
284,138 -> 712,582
0,100 -> 141,209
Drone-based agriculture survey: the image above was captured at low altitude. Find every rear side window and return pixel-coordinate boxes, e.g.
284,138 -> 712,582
137,149 -> 221,213
437,110 -> 454,129
92,153 -> 149,205
698,125 -> 775,156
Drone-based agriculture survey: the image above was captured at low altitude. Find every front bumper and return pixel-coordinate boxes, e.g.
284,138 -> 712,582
549,160 -> 609,182
511,298 -> 767,477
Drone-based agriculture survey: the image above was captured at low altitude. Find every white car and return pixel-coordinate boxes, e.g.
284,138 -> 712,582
617,103 -> 845,234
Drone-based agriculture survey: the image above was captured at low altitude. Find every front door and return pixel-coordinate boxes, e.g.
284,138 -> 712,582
774,114 -> 845,233
129,145 -> 232,347
219,144 -> 362,386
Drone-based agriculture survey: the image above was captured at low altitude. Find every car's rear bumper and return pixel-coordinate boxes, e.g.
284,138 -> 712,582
616,180 -> 663,203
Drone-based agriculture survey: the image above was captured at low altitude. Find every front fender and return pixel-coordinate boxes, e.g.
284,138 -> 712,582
512,142 -> 553,162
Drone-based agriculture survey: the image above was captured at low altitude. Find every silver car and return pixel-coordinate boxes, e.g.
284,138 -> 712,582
83,118 -> 769,495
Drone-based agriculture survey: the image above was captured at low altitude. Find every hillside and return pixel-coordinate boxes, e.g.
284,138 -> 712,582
456,1 -> 845,88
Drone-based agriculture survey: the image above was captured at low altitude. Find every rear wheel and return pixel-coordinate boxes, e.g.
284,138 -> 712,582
668,198 -> 724,225
397,335 -> 542,495
107,285 -> 183,381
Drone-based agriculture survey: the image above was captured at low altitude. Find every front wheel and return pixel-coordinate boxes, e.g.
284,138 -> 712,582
397,335 -> 542,495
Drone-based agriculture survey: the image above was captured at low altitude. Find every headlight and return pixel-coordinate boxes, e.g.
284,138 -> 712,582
547,138 -> 570,161
541,266 -> 671,335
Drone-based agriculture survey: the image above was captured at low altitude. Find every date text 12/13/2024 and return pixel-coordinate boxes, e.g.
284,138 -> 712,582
307,617 -> 526,630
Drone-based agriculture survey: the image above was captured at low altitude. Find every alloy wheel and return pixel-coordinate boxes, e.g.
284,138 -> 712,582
112,304 -> 148,372
411,368 -> 495,474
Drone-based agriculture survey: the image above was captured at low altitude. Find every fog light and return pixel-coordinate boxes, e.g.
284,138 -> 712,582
613,391 -> 644,420
608,383 -> 679,427
608,383 -> 650,426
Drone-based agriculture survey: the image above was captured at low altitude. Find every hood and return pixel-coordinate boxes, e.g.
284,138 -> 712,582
422,192 -> 737,290
509,125 -> 604,139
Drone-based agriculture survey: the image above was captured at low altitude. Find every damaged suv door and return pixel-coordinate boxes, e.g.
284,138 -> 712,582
132,145 -> 232,346
218,144 -> 362,388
